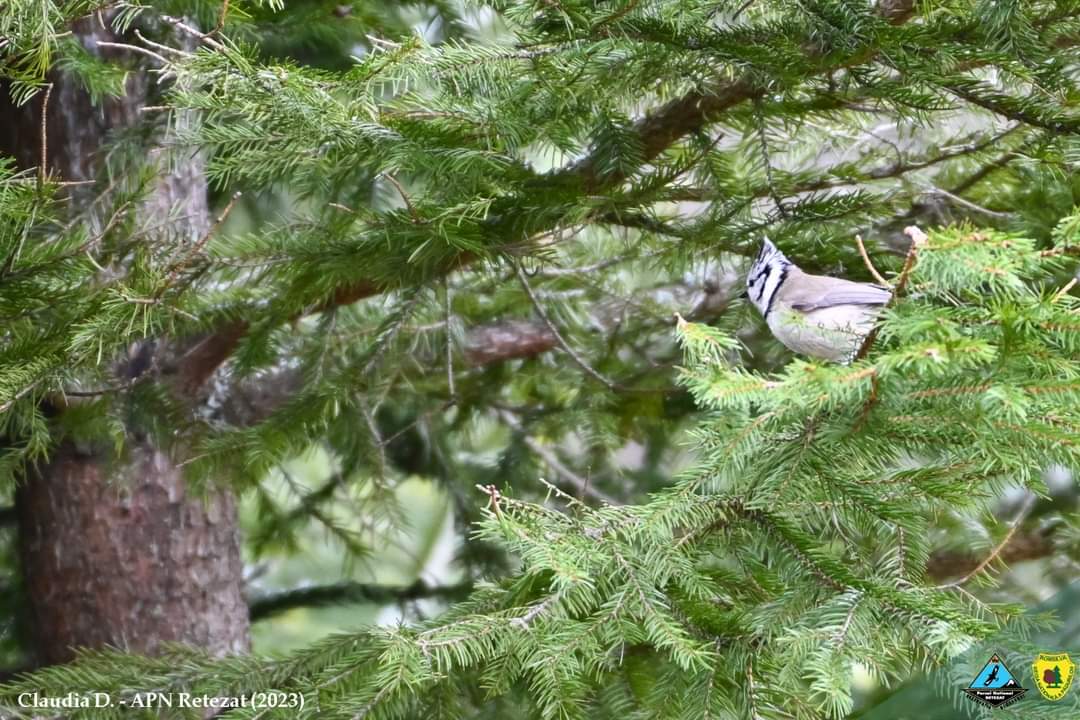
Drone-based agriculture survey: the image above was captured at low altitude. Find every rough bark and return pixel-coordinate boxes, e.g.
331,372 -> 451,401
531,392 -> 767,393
0,17 -> 250,664
15,443 -> 249,664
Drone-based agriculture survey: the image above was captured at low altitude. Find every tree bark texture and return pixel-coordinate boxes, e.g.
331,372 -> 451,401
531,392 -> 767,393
0,17 -> 250,665
15,443 -> 249,664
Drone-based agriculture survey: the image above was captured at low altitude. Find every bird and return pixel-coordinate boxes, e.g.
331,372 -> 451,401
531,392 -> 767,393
744,238 -> 892,363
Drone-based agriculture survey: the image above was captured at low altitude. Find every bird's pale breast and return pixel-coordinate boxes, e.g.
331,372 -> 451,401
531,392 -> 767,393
767,302 -> 881,363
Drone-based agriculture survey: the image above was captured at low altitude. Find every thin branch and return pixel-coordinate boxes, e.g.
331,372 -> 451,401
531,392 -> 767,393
1052,277 -> 1077,303
361,403 -> 389,488
754,98 -> 787,218
732,0 -> 757,20
855,234 -> 889,285
935,493 -> 1038,589
0,379 -> 43,414
248,580 -> 471,621
515,262 -> 619,392
133,29 -> 194,59
853,225 -> 924,361
95,40 -> 170,66
509,593 -> 559,629
38,83 -> 52,186
160,14 -> 228,51
925,183 -> 1012,219
946,83 -> 1080,135
537,477 -> 589,511
594,0 -> 640,29
206,0 -> 229,38
538,249 -> 663,278
832,593 -> 863,648
746,656 -> 764,720
61,379 -> 136,398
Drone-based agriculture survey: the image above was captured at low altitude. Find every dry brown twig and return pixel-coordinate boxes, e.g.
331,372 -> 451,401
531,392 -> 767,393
855,234 -> 889,286
850,225 -> 928,429
38,83 -> 53,186
853,224 -> 926,363
1052,277 -> 1077,303
206,0 -> 229,38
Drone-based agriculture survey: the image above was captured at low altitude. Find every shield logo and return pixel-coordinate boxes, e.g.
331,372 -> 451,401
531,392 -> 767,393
1032,652 -> 1076,701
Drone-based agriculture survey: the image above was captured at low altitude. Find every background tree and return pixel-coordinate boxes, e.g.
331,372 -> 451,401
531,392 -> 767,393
0,0 -> 1078,718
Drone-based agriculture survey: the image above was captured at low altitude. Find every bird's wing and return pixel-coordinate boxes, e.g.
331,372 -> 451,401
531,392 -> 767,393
787,276 -> 892,312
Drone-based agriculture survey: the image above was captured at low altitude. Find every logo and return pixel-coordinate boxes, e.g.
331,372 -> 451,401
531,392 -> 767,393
1033,652 -> 1075,701
962,653 -> 1027,708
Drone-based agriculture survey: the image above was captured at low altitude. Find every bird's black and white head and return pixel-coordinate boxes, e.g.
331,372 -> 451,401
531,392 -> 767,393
745,237 -> 791,318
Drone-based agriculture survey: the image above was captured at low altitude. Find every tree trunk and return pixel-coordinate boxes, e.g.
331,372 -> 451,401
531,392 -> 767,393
0,17 -> 250,665
15,443 -> 249,664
